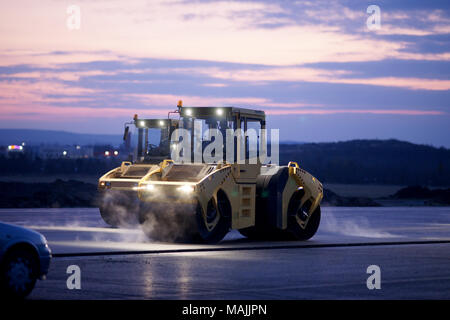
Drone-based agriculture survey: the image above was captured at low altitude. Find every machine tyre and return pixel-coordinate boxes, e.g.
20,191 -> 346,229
196,190 -> 231,244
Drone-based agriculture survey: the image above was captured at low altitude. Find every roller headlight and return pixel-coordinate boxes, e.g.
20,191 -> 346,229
133,184 -> 155,191
177,185 -> 194,193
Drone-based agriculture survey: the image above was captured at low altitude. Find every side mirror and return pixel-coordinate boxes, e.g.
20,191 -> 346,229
123,126 -> 129,141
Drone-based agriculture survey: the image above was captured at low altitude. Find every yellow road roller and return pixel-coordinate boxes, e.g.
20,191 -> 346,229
105,101 -> 324,243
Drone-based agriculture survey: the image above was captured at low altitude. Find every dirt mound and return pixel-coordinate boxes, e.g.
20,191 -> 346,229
322,188 -> 381,207
0,179 -> 97,208
391,186 -> 450,205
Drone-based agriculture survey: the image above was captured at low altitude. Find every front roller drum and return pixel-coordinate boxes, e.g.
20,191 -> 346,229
139,190 -> 231,244
98,190 -> 140,228
138,202 -> 199,242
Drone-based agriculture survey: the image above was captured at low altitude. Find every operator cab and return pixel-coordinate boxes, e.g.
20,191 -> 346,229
173,101 -> 267,165
124,115 -> 179,164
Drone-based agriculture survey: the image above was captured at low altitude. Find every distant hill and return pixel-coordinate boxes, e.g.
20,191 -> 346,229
280,139 -> 450,186
0,129 -> 122,146
1,129 -> 449,186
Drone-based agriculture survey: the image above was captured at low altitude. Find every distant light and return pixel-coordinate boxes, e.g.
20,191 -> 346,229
76,145 -> 81,150
216,108 -> 223,116
114,151 -> 119,156
8,145 -> 23,151
159,120 -> 165,126
185,109 -> 192,116
105,151 -> 110,156
21,142 -> 25,146
63,151 -> 67,156
139,120 -> 145,127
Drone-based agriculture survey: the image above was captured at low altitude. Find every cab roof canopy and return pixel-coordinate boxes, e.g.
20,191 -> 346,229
179,106 -> 265,122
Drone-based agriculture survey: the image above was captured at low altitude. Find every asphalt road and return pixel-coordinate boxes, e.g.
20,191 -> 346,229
1,207 -> 449,299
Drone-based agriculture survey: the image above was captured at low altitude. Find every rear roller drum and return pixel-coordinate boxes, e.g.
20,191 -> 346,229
284,193 -> 321,240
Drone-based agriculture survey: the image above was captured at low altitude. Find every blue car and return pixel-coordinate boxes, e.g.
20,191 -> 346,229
0,222 -> 51,298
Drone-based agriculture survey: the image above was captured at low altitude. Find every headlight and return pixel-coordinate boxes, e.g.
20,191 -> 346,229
133,184 -> 155,191
177,185 -> 194,193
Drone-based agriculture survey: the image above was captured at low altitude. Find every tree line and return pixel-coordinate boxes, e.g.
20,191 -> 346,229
1,139 -> 449,186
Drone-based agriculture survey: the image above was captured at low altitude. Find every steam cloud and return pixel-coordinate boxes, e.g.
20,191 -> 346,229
98,189 -> 200,243
321,210 -> 398,239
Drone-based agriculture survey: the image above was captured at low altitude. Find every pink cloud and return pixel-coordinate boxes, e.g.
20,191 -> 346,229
265,109 -> 445,116
1,0 -> 448,67
0,79 -> 444,123
193,67 -> 450,91
0,104 -> 169,121
0,101 -> 443,123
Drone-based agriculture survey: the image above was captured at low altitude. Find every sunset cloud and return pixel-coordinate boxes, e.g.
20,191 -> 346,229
1,0 -> 448,67
0,0 -> 448,146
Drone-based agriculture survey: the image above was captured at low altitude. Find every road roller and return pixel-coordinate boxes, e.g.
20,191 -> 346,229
102,101 -> 323,243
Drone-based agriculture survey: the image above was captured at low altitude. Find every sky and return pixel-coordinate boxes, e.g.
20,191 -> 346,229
0,0 -> 449,146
